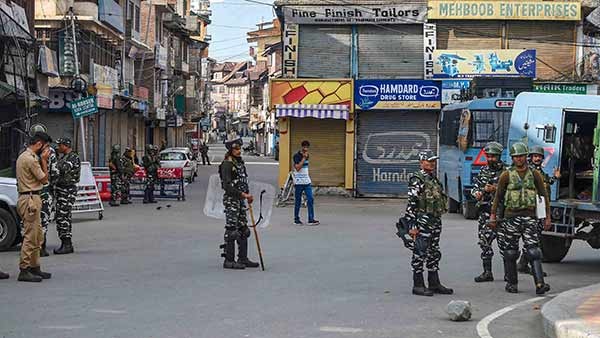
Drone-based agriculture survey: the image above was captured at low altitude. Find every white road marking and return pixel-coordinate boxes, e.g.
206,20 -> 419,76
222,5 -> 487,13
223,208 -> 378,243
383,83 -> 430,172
476,295 -> 552,338
91,309 -> 128,314
319,326 -> 364,333
39,325 -> 85,330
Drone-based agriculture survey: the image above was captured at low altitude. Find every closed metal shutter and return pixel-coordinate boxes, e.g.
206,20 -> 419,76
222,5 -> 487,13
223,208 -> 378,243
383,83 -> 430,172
98,111 -> 106,166
358,25 -> 423,79
298,26 -> 351,78
507,21 -> 575,81
290,118 -> 345,187
437,21 -> 502,49
356,111 -> 438,197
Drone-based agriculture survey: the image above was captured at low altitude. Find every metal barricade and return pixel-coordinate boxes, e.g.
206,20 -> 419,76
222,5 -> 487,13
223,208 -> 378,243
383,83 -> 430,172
72,162 -> 104,219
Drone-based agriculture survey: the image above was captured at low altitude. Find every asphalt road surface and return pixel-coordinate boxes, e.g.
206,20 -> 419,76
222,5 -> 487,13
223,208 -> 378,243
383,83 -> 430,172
1,145 -> 598,338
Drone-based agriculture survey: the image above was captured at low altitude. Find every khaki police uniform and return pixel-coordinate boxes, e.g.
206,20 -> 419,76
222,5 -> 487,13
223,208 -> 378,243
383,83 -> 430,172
16,148 -> 46,270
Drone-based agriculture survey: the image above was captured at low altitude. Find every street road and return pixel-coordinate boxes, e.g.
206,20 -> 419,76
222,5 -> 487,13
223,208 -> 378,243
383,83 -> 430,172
1,144 -> 599,338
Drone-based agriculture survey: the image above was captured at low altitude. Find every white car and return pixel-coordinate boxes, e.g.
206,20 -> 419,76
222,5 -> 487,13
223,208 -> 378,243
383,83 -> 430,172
159,148 -> 198,183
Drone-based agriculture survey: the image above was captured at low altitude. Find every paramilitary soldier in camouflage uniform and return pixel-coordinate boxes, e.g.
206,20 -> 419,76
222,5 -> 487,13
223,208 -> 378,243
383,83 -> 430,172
471,142 -> 506,282
120,147 -> 136,205
405,150 -> 453,296
109,145 -> 123,206
491,142 -> 551,295
40,144 -> 59,257
219,138 -> 259,270
517,146 -> 561,273
54,138 -> 81,255
142,145 -> 160,204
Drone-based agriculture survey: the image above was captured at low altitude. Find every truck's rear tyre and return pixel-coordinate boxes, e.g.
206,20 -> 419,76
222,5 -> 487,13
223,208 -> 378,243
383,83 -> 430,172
541,235 -> 571,263
0,208 -> 18,252
448,197 -> 460,213
462,200 -> 478,220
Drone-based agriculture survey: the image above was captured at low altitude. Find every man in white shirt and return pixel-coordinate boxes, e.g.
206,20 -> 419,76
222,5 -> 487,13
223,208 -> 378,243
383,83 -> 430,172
292,140 -> 319,226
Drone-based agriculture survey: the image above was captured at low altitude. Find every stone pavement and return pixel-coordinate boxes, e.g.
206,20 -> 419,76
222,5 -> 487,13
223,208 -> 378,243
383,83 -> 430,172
542,283 -> 600,338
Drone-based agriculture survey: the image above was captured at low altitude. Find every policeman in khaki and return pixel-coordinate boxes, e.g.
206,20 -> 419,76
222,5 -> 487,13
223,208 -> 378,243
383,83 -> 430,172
490,142 -> 551,295
404,150 -> 453,297
15,132 -> 53,282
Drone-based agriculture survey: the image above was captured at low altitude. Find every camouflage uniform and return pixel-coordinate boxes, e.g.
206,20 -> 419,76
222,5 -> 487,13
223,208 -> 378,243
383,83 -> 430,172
219,138 -> 259,269
142,145 -> 160,203
109,145 -> 123,206
471,161 -> 506,261
493,143 -> 551,295
120,149 -> 135,204
40,148 -> 59,234
55,150 -> 81,240
40,147 -> 59,256
406,169 -> 448,274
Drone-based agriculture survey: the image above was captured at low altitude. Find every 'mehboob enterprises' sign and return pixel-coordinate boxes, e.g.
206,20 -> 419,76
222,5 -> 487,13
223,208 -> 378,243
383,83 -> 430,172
428,1 -> 581,21
283,5 -> 427,24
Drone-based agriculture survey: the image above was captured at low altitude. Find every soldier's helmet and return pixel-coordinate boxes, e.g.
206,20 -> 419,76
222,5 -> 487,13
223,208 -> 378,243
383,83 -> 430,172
29,124 -> 47,137
112,144 -> 121,152
225,138 -> 243,151
484,141 -> 503,156
509,142 -> 529,157
56,138 -> 72,148
418,150 -> 439,161
529,145 -> 545,158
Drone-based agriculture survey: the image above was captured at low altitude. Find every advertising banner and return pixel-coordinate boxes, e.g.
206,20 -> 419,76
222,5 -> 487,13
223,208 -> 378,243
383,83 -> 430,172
283,4 -> 427,24
433,49 -> 536,79
270,79 -> 352,109
354,80 -> 441,110
533,83 -> 598,95
442,79 -> 471,104
428,1 -> 581,21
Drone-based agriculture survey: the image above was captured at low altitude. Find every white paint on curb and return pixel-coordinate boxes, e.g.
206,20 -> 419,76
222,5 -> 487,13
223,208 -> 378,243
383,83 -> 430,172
477,296 -> 546,338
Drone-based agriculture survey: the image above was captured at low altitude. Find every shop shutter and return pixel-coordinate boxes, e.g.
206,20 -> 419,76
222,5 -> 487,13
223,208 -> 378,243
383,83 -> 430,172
507,21 -> 575,81
437,21 -> 503,49
290,118 -> 345,187
98,111 -> 106,166
356,110 -> 438,197
298,26 -> 351,79
358,25 -> 424,79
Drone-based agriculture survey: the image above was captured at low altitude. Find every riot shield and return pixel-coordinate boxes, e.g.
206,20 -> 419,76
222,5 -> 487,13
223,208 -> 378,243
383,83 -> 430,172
203,174 -> 276,228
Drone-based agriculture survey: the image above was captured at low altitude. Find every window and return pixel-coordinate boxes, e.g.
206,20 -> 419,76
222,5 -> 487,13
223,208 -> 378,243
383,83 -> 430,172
439,109 -> 461,146
470,110 -> 512,148
160,152 -> 186,161
134,5 -> 140,32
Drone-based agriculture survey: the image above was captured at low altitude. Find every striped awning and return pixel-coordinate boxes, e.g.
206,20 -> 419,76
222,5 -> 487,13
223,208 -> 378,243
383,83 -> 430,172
275,104 -> 350,120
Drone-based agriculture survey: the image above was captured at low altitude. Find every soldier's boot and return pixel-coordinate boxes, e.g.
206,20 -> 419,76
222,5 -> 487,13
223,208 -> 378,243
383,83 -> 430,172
527,247 -> 550,295
428,271 -> 454,294
0,270 -> 9,279
412,272 -> 434,296
503,251 -> 519,293
221,242 -> 244,270
517,254 -> 530,274
17,268 -> 42,282
474,259 -> 494,282
40,235 -> 50,257
237,237 -> 259,268
30,266 -> 52,279
53,237 -> 74,255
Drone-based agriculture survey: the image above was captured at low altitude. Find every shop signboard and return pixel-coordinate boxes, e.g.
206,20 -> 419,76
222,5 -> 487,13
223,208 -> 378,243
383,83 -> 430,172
354,80 -> 441,110
442,79 -> 471,104
433,49 -> 536,79
270,79 -> 352,109
428,1 -> 580,21
70,96 -> 98,119
533,83 -> 598,95
283,4 -> 427,25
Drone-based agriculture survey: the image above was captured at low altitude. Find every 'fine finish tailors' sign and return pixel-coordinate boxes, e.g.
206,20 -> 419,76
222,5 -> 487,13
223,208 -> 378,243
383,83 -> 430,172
283,5 -> 427,24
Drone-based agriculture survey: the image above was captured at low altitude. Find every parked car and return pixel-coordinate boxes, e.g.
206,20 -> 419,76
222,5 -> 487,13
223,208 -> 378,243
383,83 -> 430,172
0,177 -> 20,251
159,148 -> 198,183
